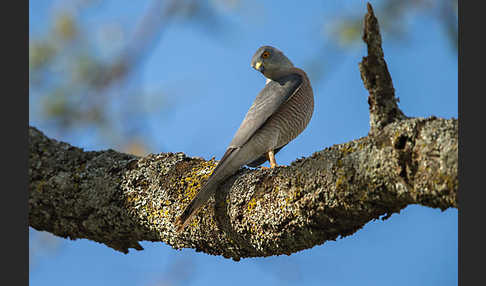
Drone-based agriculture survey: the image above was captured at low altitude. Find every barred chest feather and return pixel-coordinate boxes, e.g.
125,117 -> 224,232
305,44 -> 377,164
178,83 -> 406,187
254,70 -> 314,151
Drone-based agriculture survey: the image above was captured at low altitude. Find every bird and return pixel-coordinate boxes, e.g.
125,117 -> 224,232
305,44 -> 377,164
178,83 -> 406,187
174,45 -> 314,232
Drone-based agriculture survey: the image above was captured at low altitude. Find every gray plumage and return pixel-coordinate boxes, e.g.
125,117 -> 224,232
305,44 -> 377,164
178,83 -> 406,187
175,46 -> 314,232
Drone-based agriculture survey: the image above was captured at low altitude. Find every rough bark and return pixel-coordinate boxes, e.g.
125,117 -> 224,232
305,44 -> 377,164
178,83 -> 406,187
28,3 -> 457,261
359,3 -> 407,134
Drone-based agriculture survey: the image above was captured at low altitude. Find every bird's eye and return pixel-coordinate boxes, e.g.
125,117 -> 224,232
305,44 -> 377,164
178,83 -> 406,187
262,51 -> 270,59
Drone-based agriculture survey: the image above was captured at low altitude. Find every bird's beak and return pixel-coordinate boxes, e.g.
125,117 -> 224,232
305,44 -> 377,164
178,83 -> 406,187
253,61 -> 264,72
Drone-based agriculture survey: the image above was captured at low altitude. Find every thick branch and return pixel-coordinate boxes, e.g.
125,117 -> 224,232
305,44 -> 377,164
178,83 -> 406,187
359,3 -> 407,134
29,117 -> 457,260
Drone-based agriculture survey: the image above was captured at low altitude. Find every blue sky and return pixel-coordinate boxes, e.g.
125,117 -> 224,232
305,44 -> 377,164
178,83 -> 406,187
29,1 -> 457,285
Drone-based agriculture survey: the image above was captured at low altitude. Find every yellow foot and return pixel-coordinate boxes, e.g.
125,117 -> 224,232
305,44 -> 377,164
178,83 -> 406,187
268,150 -> 278,168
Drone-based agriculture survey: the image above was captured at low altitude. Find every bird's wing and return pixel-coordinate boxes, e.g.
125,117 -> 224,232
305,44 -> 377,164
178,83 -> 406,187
229,73 -> 302,148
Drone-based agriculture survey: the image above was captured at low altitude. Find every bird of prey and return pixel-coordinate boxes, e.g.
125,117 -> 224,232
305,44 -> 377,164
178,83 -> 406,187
175,45 -> 314,232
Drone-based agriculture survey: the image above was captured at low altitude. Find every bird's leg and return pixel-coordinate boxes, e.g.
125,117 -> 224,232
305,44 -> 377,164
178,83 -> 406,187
268,150 -> 278,168
258,150 -> 278,170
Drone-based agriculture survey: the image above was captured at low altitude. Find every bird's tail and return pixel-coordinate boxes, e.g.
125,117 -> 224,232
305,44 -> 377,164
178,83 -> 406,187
174,180 -> 215,232
175,148 -> 240,233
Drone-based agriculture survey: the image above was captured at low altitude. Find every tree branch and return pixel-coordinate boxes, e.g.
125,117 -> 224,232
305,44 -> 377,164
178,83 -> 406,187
29,115 -> 457,260
359,3 -> 407,134
28,3 -> 457,261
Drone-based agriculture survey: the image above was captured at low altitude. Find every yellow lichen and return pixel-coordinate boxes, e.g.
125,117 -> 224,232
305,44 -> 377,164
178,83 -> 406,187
358,141 -> 366,150
337,159 -> 343,167
284,197 -> 290,205
294,188 -> 302,199
335,174 -> 346,189
247,197 -> 257,211
341,145 -> 354,156
180,160 -> 217,204
36,180 -> 46,192
190,218 -> 199,229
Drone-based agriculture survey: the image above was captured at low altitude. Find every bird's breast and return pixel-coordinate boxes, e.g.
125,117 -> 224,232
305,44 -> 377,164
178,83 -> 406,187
252,77 -> 314,151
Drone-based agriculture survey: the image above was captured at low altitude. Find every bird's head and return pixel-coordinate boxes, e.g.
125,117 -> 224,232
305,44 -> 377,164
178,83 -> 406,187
251,46 -> 294,80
